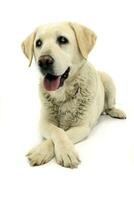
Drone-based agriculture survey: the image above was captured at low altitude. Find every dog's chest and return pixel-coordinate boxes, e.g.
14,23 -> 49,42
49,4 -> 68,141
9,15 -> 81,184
57,99 -> 81,130
44,87 -> 90,131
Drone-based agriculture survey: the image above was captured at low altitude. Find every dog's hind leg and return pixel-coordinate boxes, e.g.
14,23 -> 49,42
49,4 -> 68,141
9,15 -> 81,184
100,72 -> 126,119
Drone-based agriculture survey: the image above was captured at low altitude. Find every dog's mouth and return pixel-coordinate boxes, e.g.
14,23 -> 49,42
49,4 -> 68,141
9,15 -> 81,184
43,67 -> 70,91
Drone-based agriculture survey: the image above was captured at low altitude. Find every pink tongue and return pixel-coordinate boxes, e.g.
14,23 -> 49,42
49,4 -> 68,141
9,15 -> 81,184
44,76 -> 61,91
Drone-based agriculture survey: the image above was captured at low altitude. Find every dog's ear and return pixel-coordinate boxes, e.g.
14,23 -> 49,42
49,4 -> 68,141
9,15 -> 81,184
69,22 -> 97,59
21,31 -> 36,66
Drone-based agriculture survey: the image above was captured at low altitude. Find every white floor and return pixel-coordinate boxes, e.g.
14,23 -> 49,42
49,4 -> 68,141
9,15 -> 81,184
0,0 -> 134,199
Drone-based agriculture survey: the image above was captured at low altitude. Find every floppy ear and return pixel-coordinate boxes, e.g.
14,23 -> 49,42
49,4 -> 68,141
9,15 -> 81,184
69,23 -> 97,59
21,31 -> 36,66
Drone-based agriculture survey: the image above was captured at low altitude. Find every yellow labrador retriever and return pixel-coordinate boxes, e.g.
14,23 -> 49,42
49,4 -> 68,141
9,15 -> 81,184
21,22 -> 126,168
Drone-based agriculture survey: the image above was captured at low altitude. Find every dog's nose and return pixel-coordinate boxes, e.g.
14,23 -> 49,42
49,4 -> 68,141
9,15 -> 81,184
38,55 -> 54,69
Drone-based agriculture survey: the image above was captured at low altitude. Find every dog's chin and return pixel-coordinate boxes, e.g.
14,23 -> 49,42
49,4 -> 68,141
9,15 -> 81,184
43,67 -> 70,91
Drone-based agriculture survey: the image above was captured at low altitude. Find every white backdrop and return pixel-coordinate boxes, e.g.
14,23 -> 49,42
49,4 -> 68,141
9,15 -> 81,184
0,0 -> 134,199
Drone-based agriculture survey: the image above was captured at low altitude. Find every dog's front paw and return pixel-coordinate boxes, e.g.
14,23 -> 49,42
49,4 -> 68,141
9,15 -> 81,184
26,139 -> 54,166
55,141 -> 80,169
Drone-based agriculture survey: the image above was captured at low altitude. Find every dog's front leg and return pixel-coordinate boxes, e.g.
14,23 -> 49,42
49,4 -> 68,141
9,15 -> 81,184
66,125 -> 90,144
27,122 -> 80,168
42,122 -> 80,168
42,123 -> 91,168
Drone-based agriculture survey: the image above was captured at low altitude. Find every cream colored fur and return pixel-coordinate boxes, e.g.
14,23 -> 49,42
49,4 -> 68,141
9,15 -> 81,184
22,22 -> 126,168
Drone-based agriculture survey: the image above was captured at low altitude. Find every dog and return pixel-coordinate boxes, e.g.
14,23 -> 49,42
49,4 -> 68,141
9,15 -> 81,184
21,22 -> 126,168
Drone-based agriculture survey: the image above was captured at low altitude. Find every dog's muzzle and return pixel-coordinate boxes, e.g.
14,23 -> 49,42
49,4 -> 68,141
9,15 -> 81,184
38,55 -> 70,91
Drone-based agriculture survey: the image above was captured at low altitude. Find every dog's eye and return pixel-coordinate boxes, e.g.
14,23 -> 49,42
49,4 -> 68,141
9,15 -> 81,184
57,36 -> 69,45
36,39 -> 42,48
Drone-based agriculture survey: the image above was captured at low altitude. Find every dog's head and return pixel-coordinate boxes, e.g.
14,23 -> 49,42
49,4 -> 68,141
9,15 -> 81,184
21,22 -> 96,91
